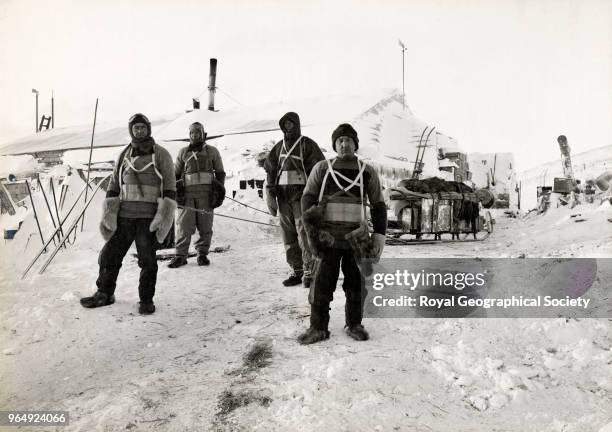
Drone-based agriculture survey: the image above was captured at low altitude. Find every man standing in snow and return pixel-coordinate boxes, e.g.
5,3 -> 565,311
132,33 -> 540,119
264,112 -> 324,287
168,122 -> 225,268
80,113 -> 177,315
298,123 -> 387,344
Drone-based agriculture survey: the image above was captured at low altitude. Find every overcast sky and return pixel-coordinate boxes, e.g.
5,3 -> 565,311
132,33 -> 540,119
1,0 -> 610,170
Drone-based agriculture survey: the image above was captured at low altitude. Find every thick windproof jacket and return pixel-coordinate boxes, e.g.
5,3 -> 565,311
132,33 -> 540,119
264,112 -> 324,202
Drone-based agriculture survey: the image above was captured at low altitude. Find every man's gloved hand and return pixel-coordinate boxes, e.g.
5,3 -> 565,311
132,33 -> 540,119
150,197 -> 178,243
371,233 -> 386,263
265,185 -> 278,216
99,197 -> 120,241
266,185 -> 278,199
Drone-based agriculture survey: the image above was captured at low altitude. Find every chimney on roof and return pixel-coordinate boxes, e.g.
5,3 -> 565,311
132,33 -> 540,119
208,58 -> 217,111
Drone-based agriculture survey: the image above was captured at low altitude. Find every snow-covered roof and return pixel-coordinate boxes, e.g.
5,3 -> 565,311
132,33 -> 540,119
0,89 -> 462,180
438,159 -> 459,168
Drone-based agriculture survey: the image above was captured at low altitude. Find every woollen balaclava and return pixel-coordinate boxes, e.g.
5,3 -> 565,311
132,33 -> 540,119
128,113 -> 152,146
331,123 -> 359,152
188,121 -> 207,148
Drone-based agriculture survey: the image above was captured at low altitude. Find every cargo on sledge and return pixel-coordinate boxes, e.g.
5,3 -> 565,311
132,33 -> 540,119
386,178 -> 494,244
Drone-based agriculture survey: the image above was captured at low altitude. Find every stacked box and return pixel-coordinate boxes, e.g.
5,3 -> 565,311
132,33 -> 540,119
421,198 -> 434,233
434,199 -> 452,232
400,207 -> 412,231
411,207 -> 421,232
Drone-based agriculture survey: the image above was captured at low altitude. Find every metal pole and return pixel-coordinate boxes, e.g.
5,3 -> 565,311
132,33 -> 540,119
402,48 -> 405,110
81,98 -> 99,231
25,180 -> 46,251
398,39 -> 406,111
51,90 -> 54,128
208,58 -> 218,111
36,93 -> 39,132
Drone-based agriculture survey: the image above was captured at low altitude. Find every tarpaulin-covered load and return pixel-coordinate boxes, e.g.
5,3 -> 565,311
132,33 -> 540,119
388,177 -> 483,236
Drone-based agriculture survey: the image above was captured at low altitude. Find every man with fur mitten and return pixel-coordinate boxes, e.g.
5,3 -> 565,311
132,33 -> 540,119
298,123 -> 387,344
80,113 -> 176,315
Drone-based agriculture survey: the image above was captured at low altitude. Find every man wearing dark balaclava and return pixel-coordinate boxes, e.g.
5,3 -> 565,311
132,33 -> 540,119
263,112 -> 325,287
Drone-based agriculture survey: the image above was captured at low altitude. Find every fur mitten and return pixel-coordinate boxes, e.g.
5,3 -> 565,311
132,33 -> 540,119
150,197 -> 178,243
99,197 -> 120,241
302,204 -> 334,257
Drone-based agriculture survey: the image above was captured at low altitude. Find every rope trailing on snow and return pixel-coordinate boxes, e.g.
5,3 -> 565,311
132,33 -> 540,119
178,204 -> 280,227
224,195 -> 274,216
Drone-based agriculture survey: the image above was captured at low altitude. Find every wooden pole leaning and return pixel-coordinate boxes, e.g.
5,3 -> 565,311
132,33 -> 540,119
25,180 -> 47,250
38,173 -> 110,275
38,178 -> 61,245
81,98 -> 99,232
20,175 -> 109,280
50,178 -> 65,241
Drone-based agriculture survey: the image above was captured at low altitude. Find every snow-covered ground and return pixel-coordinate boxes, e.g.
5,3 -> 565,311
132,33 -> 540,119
1,178 -> 611,431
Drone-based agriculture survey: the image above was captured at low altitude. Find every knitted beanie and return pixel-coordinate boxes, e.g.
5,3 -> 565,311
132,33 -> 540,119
332,123 -> 359,151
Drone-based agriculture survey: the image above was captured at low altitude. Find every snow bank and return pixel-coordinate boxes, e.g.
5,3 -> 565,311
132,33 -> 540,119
0,155 -> 40,178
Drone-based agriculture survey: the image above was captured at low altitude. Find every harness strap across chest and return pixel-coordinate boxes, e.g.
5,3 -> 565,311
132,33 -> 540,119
319,158 -> 367,222
118,145 -> 164,199
183,145 -> 214,186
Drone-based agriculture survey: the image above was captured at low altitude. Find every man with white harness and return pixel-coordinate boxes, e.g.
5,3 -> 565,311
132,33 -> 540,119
168,122 -> 225,268
80,113 -> 177,315
298,123 -> 387,344
264,112 -> 324,287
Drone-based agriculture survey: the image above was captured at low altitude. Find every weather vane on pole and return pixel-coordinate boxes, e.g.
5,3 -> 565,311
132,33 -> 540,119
398,39 -> 407,111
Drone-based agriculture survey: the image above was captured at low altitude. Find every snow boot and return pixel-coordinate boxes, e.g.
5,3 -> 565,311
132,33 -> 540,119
138,301 -> 156,315
297,327 -> 330,345
283,271 -> 303,287
345,324 -> 369,341
168,256 -> 188,268
80,291 -> 115,309
197,255 -> 210,266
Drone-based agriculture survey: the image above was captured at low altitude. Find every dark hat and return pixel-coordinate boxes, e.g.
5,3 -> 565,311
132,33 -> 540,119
128,113 -> 151,141
332,123 -> 359,151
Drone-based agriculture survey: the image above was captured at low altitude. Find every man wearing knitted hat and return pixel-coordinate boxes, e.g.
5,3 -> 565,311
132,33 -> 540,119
168,121 -> 225,268
298,123 -> 387,344
264,112 -> 325,287
80,113 -> 177,315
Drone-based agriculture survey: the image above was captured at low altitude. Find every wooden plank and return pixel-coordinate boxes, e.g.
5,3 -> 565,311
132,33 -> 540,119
0,182 -> 16,215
